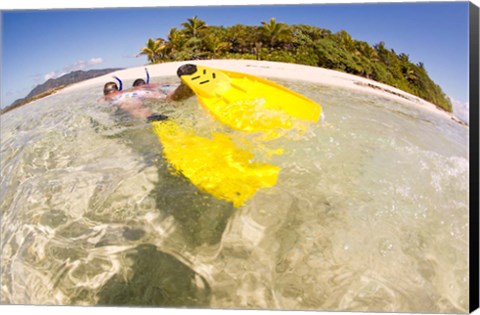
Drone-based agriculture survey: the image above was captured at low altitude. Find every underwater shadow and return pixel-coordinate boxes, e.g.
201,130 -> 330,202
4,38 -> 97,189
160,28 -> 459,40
151,162 -> 235,248
96,244 -> 211,307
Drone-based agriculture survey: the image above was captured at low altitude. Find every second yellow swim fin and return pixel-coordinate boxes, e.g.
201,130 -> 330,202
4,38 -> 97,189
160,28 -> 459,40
151,120 -> 279,207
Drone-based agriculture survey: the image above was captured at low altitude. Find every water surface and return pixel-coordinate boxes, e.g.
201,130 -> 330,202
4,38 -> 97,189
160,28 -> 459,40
0,77 -> 469,312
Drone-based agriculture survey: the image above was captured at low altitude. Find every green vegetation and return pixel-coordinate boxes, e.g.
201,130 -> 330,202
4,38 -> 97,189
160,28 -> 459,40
139,17 -> 452,112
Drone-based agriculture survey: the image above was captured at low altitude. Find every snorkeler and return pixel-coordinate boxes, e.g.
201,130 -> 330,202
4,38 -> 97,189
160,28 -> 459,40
133,78 -> 146,87
103,81 -> 120,95
99,68 -> 193,120
132,67 -> 150,87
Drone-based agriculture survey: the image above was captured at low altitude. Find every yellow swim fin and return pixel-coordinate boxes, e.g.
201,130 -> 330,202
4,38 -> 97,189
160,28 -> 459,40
151,120 -> 279,207
177,64 -> 322,132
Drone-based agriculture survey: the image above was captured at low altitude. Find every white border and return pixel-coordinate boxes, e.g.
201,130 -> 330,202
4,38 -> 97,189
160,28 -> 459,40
1,1 -> 478,315
1,0 -> 478,10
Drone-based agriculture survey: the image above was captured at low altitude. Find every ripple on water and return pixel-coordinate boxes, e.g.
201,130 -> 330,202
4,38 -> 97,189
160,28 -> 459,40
0,79 -> 469,312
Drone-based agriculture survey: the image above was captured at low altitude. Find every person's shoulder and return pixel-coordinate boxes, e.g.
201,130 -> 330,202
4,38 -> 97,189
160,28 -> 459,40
100,91 -> 124,104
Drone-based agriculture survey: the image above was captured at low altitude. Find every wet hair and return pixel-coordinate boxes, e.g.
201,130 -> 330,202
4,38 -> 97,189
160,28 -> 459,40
133,78 -> 146,87
103,82 -> 119,95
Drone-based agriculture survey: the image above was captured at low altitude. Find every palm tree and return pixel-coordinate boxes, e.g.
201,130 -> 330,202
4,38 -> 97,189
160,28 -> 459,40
179,16 -> 208,60
260,18 -> 290,50
398,53 -> 410,63
181,16 -> 208,39
356,41 -> 379,61
374,41 -> 393,65
161,28 -> 187,61
137,38 -> 166,63
336,30 -> 356,52
374,41 -> 387,53
401,65 -> 418,82
254,41 -> 263,60
204,35 -> 231,58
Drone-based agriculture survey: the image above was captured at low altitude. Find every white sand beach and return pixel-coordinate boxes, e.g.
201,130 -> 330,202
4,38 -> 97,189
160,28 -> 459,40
59,59 -> 456,121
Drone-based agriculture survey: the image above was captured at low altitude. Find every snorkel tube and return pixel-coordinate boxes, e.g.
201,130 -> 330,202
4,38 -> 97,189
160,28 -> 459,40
113,76 -> 123,91
145,68 -> 150,84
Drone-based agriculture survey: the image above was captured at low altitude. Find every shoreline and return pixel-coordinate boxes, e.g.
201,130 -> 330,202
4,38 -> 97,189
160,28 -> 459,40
59,60 -> 461,125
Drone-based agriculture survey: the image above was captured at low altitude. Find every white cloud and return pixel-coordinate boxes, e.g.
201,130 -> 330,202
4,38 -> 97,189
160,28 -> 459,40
88,57 -> 103,65
44,71 -> 57,81
62,57 -> 104,73
40,57 -> 104,83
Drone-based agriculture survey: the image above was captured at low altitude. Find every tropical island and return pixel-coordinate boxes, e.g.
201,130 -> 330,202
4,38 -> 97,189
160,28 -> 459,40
138,16 -> 452,112
2,17 -> 453,116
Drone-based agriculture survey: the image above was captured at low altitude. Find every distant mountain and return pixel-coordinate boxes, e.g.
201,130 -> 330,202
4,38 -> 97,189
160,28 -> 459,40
4,68 -> 122,113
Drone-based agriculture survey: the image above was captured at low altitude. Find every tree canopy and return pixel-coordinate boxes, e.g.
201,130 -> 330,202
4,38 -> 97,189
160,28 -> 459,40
138,17 -> 452,112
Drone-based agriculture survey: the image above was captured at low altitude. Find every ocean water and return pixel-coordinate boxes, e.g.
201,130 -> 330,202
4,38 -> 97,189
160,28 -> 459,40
0,76 -> 469,312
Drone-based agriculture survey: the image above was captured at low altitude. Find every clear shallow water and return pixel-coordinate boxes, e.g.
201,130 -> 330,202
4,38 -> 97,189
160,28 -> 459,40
0,77 -> 469,312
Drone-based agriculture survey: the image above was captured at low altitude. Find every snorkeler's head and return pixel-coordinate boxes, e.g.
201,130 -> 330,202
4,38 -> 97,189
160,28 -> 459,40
133,78 -> 146,87
103,82 -> 119,95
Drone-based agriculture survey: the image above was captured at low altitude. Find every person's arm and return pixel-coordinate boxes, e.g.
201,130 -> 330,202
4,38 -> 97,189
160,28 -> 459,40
166,82 -> 195,101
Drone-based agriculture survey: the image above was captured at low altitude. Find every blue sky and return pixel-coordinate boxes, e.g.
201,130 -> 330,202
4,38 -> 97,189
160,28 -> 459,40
1,1 -> 471,108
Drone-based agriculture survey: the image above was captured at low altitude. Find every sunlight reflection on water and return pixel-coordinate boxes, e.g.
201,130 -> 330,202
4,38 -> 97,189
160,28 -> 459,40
0,77 -> 469,312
